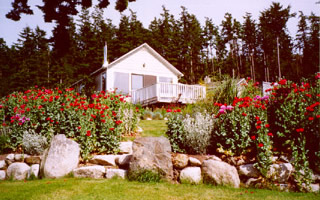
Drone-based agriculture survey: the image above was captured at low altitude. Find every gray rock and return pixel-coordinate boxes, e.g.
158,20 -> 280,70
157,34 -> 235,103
41,134 -> 80,178
28,164 -> 40,178
173,154 -> 189,169
180,167 -> 202,184
119,142 -> 133,154
207,155 -> 221,162
90,155 -> 117,166
5,154 -> 14,165
278,184 -> 290,192
271,156 -> 278,163
245,178 -> 260,187
310,184 -> 319,193
73,165 -> 106,179
136,126 -> 143,133
106,169 -> 127,179
0,160 -> 7,170
7,163 -> 30,180
25,156 -> 41,165
189,157 -> 201,167
129,137 -> 173,180
0,170 -> 5,180
236,159 -> 246,166
267,163 -> 293,183
238,164 -> 260,178
202,159 -> 240,188
115,154 -> 132,168
14,154 -> 29,162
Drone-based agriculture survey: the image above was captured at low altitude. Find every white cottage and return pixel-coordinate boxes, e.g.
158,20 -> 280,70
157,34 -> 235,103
75,43 -> 206,106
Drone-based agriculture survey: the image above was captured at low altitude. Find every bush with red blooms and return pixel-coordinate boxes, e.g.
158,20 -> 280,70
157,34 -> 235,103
0,87 -> 141,160
267,73 -> 320,189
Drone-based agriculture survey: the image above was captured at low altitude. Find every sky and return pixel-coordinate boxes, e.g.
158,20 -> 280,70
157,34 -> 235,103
0,0 -> 319,47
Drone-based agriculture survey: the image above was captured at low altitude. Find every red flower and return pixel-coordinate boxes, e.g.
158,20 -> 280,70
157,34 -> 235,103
279,79 -> 287,85
267,132 -> 273,136
46,117 -> 51,121
101,119 -> 106,123
109,128 -> 114,131
308,117 -> 314,121
296,128 -> 304,132
166,109 -> 172,113
115,120 -> 122,125
78,126 -> 81,130
256,121 -> 262,125
251,135 -> 256,140
60,108 -> 64,111
317,115 -> 320,118
258,143 -> 264,147
255,116 -> 260,120
256,126 -> 261,129
265,124 -> 270,128
91,114 -> 96,119
242,113 -> 247,116
86,130 -> 91,136
38,105 -> 43,109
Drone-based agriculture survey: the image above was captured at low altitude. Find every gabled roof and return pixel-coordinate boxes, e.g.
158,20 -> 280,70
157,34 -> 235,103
93,43 -> 183,77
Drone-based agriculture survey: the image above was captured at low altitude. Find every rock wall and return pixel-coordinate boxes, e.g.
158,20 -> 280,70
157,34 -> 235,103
0,136 -> 319,192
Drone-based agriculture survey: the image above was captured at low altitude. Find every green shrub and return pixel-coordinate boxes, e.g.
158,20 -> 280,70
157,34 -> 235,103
22,131 -> 48,155
128,169 -> 162,183
152,111 -> 163,120
182,112 -> 214,154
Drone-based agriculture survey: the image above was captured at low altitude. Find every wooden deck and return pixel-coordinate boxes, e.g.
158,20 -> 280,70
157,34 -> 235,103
131,83 -> 206,106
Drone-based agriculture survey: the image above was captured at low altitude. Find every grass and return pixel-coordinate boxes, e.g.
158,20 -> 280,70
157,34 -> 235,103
0,178 -> 318,200
138,120 -> 167,137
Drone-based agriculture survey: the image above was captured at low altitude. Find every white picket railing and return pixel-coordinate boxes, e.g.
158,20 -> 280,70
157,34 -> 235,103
132,83 -> 206,105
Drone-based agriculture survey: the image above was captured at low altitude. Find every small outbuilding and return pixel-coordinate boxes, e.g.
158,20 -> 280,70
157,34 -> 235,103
74,43 -> 206,106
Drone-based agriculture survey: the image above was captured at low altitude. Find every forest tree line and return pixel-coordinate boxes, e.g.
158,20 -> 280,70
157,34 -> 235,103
0,2 -> 319,97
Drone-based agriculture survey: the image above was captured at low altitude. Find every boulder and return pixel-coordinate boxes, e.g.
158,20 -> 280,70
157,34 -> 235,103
14,154 -> 29,162
180,167 -> 202,184
208,155 -> 221,162
202,159 -> 240,188
106,169 -> 127,179
115,154 -> 132,168
25,156 -> 41,165
7,163 -> 30,180
41,134 -> 80,178
0,170 -> 5,180
90,155 -> 117,166
5,154 -> 14,165
310,184 -> 319,193
245,178 -> 260,187
73,165 -> 106,179
129,137 -> 173,180
173,154 -> 189,169
0,160 -> 6,169
119,142 -> 133,154
189,157 -> 201,167
267,163 -> 293,183
238,164 -> 260,178
28,164 -> 40,178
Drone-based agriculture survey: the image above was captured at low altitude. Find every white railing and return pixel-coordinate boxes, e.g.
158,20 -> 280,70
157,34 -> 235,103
132,83 -> 206,105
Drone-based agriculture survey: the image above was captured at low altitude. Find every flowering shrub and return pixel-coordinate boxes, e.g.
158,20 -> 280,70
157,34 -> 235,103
212,96 -> 273,176
0,87 -> 141,160
267,74 -> 320,190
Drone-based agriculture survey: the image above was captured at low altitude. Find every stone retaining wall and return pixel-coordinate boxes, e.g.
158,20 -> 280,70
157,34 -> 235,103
0,135 -> 319,192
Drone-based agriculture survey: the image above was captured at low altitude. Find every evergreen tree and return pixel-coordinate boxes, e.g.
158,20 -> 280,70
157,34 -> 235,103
258,2 -> 295,81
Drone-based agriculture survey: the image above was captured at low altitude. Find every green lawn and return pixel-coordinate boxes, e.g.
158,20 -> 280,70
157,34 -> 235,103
0,178 -> 318,200
138,120 -> 167,137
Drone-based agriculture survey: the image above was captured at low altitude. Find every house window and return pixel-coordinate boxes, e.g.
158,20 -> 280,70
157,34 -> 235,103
159,77 -> 172,83
102,72 -> 106,91
114,72 -> 129,94
132,74 -> 143,91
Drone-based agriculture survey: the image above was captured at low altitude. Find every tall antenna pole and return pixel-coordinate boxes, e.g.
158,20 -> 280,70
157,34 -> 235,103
277,37 -> 281,80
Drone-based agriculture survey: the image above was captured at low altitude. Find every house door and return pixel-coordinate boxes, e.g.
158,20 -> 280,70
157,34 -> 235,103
131,74 -> 144,91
